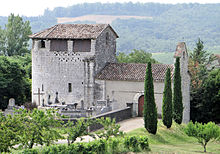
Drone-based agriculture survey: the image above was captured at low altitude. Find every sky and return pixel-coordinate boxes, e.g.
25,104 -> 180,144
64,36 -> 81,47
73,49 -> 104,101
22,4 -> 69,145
1,0 -> 220,17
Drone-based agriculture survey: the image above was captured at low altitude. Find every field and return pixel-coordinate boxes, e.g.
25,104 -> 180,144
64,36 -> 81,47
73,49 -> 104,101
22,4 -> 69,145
127,122 -> 220,153
57,15 -> 152,24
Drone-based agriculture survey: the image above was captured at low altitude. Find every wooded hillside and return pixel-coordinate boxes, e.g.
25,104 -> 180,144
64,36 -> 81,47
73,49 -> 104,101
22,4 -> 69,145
1,2 -> 219,63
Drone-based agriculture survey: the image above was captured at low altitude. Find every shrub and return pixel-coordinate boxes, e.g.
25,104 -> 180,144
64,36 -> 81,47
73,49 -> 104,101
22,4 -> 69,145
185,121 -> 220,152
124,136 -> 150,152
65,118 -> 93,145
95,117 -> 123,140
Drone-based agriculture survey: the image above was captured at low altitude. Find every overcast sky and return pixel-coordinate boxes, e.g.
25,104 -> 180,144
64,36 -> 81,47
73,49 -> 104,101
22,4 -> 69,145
1,0 -> 220,17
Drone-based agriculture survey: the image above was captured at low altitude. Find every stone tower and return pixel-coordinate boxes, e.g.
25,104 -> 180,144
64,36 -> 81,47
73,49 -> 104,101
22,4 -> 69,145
30,24 -> 118,108
174,42 -> 190,123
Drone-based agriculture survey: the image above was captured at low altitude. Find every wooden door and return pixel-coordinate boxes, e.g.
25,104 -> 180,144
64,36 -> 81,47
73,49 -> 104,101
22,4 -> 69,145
138,95 -> 144,117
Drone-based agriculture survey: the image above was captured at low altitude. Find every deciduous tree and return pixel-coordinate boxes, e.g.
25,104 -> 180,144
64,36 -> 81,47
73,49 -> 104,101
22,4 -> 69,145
0,14 -> 32,56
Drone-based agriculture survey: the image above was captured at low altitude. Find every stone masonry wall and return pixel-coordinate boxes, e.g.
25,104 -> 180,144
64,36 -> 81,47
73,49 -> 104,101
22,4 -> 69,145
179,47 -> 190,123
32,39 -> 96,107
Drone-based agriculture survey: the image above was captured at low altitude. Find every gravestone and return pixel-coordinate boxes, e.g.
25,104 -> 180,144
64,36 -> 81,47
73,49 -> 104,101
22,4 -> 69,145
8,98 -> 15,110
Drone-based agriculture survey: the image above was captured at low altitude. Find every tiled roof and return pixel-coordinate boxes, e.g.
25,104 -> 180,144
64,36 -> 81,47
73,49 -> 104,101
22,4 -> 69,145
29,24 -> 118,39
96,63 -> 174,82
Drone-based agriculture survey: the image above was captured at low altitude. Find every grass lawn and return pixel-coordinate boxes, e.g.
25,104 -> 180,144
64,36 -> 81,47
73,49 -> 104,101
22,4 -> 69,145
127,121 -> 220,154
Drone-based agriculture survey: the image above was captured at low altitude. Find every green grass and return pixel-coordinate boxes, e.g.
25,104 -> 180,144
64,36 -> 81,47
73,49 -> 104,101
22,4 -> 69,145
127,121 -> 220,153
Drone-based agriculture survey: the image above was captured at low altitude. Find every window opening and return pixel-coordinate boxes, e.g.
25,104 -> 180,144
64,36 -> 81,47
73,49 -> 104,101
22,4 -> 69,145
68,83 -> 72,92
40,40 -> 46,48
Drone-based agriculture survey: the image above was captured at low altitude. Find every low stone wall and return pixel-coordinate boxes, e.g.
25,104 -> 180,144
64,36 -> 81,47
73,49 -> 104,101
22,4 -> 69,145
62,106 -> 132,131
89,107 -> 132,131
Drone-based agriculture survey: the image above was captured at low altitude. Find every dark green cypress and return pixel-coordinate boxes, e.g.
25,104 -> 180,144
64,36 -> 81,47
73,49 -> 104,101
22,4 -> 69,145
162,68 -> 172,128
173,57 -> 183,124
144,62 -> 157,134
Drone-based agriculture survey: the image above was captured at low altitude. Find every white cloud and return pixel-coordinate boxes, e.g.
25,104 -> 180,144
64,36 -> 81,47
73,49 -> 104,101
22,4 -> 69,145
1,0 -> 220,16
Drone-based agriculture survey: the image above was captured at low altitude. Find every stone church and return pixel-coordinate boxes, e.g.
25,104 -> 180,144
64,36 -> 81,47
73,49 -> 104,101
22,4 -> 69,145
30,24 -> 190,123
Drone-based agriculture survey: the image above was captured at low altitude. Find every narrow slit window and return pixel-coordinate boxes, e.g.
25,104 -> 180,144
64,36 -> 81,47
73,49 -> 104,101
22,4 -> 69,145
42,84 -> 44,91
40,40 -> 46,48
68,83 -> 72,93
106,32 -> 109,45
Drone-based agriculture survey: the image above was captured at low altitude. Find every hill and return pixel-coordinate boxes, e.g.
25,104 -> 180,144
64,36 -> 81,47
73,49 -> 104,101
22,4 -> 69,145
1,2 -> 220,64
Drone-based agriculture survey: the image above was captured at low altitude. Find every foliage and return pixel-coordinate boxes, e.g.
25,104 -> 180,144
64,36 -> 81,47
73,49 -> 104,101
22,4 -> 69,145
127,121 -> 219,153
0,109 -> 63,152
0,56 -> 31,110
0,112 -> 21,152
24,102 -> 37,111
184,121 -> 220,152
64,118 -> 93,145
189,39 -> 219,123
191,69 -> 220,123
117,49 -> 158,64
95,117 -> 123,140
124,136 -> 149,152
162,68 -> 172,128
19,136 -> 149,154
173,57 -> 183,124
144,62 -> 157,134
189,38 -> 216,90
0,14 -> 32,56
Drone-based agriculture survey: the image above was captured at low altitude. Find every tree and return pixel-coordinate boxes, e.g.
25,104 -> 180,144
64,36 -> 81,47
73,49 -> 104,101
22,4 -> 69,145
144,62 -> 157,134
117,49 -> 158,64
173,57 -> 183,124
17,109 -> 63,149
95,117 -> 123,140
189,38 -> 216,90
0,14 -> 32,56
0,56 -> 31,110
189,39 -> 218,123
191,69 -> 220,123
162,68 -> 172,128
185,121 -> 220,153
65,118 -> 92,145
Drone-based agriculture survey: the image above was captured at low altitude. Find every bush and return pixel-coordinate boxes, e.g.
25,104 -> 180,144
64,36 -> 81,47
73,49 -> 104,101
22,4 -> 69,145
124,136 -> 150,152
185,121 -> 220,152
19,136 -> 149,154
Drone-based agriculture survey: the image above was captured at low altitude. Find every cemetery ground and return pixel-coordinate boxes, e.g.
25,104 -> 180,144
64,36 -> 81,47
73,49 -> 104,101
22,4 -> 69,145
9,117 -> 220,154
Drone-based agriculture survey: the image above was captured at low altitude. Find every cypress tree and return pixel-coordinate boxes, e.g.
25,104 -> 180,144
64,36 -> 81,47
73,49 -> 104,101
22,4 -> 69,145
144,62 -> 157,134
173,57 -> 183,124
162,68 -> 172,128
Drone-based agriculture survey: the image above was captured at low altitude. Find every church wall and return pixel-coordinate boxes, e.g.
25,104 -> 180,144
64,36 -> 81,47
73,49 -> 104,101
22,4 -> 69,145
32,39 -> 96,106
95,27 -> 117,73
97,80 -> 166,115
179,52 -> 190,123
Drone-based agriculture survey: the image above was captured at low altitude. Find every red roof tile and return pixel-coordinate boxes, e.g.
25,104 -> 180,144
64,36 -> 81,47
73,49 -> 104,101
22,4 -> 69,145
96,63 -> 174,82
29,24 -> 118,39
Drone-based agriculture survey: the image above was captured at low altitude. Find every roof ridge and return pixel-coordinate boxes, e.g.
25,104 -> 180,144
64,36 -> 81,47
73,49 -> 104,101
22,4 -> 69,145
45,25 -> 58,38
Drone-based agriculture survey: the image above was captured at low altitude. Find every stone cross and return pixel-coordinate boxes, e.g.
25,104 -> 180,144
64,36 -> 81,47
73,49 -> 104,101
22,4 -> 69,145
33,88 -> 44,106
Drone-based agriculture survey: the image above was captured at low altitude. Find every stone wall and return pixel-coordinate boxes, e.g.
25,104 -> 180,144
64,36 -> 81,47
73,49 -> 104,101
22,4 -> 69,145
96,79 -> 167,116
32,25 -> 118,109
32,39 -> 96,107
179,44 -> 190,123
95,26 -> 117,73
61,106 -> 132,131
